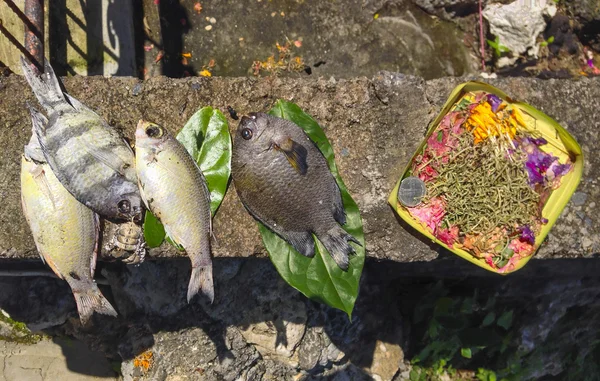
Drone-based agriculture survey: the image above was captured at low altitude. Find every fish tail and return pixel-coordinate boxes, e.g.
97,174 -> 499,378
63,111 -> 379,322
187,262 -> 214,303
317,225 -> 361,272
24,103 -> 48,163
72,283 -> 117,325
20,56 -> 67,113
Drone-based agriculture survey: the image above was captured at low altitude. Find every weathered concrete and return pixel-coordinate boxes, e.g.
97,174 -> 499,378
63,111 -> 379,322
142,0 -> 474,79
3,257 -> 600,380
0,337 -> 118,381
1,72 -> 599,266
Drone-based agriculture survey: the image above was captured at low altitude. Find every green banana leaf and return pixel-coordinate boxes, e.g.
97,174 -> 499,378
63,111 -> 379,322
257,100 -> 365,318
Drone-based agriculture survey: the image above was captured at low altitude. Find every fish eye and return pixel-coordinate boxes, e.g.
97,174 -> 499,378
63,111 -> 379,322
241,128 -> 253,140
118,200 -> 131,214
145,126 -> 163,138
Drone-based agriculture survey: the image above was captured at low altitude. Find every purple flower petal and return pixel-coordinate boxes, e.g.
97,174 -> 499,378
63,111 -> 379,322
487,94 -> 502,112
540,218 -> 549,224
552,163 -> 572,177
519,225 -> 535,244
526,161 -> 545,185
522,136 -> 547,146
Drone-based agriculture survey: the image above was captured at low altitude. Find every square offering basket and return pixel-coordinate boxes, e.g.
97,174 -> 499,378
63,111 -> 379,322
388,81 -> 583,274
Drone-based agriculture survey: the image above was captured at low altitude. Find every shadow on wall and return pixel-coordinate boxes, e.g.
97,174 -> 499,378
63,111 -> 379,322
47,0 -> 194,78
158,0 -> 195,77
1,255 -> 600,379
48,0 -> 137,76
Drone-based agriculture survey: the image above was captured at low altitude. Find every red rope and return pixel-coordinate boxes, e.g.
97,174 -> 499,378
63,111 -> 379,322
479,0 -> 486,71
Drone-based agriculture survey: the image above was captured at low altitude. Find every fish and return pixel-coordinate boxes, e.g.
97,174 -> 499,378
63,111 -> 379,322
135,120 -> 214,303
20,108 -> 117,324
231,112 -> 360,270
20,57 -> 142,222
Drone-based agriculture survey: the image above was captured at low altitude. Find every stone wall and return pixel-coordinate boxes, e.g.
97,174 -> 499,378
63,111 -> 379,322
1,72 -> 600,380
1,72 -> 599,263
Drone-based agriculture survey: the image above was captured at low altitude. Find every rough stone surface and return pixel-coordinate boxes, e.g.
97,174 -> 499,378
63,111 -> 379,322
0,338 -> 118,381
483,2 -> 548,67
2,256 -> 600,380
566,0 -> 600,24
410,0 -> 480,19
565,0 -> 600,52
1,73 -> 599,265
140,0 -> 473,80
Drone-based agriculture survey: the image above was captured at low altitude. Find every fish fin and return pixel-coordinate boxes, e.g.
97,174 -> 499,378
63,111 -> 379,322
90,214 -> 100,278
64,93 -> 93,113
28,164 -> 57,210
284,231 -> 316,258
26,102 -> 48,145
72,283 -> 117,325
80,137 -> 131,177
237,193 -> 315,257
24,104 -> 49,163
331,180 -> 346,225
21,56 -> 69,113
315,225 -> 361,271
188,263 -> 214,304
273,138 -> 309,175
41,252 -> 64,280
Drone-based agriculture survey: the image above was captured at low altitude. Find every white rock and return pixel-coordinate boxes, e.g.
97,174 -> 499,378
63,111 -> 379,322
544,2 -> 557,18
483,1 -> 548,67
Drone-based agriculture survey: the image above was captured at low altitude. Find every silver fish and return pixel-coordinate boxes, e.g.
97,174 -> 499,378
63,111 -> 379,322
21,109 -> 117,324
232,113 -> 359,270
135,121 -> 213,302
21,57 -> 142,222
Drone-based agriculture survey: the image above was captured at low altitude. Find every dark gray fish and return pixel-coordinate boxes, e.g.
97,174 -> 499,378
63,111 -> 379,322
21,57 -> 142,222
232,112 -> 359,270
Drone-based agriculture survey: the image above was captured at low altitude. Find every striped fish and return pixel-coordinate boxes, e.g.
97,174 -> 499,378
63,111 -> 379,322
21,57 -> 142,222
21,109 -> 117,324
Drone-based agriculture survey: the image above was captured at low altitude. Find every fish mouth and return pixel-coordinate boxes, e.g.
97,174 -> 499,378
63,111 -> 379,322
131,207 -> 144,223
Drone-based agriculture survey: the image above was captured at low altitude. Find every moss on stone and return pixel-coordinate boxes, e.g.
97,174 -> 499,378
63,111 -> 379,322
0,310 -> 44,344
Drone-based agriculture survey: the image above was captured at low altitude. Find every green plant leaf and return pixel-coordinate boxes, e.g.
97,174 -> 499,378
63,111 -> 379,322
487,36 -> 510,57
497,310 -> 513,330
165,235 -> 185,251
254,100 -> 365,318
177,107 -> 232,215
482,311 -> 496,327
461,347 -> 472,359
143,211 -> 166,248
143,106 -> 231,248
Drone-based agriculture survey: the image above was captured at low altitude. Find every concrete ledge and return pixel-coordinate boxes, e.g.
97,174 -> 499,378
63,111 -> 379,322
1,72 -> 598,263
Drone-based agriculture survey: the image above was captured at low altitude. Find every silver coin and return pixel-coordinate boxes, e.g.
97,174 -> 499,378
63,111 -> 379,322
398,176 -> 427,207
